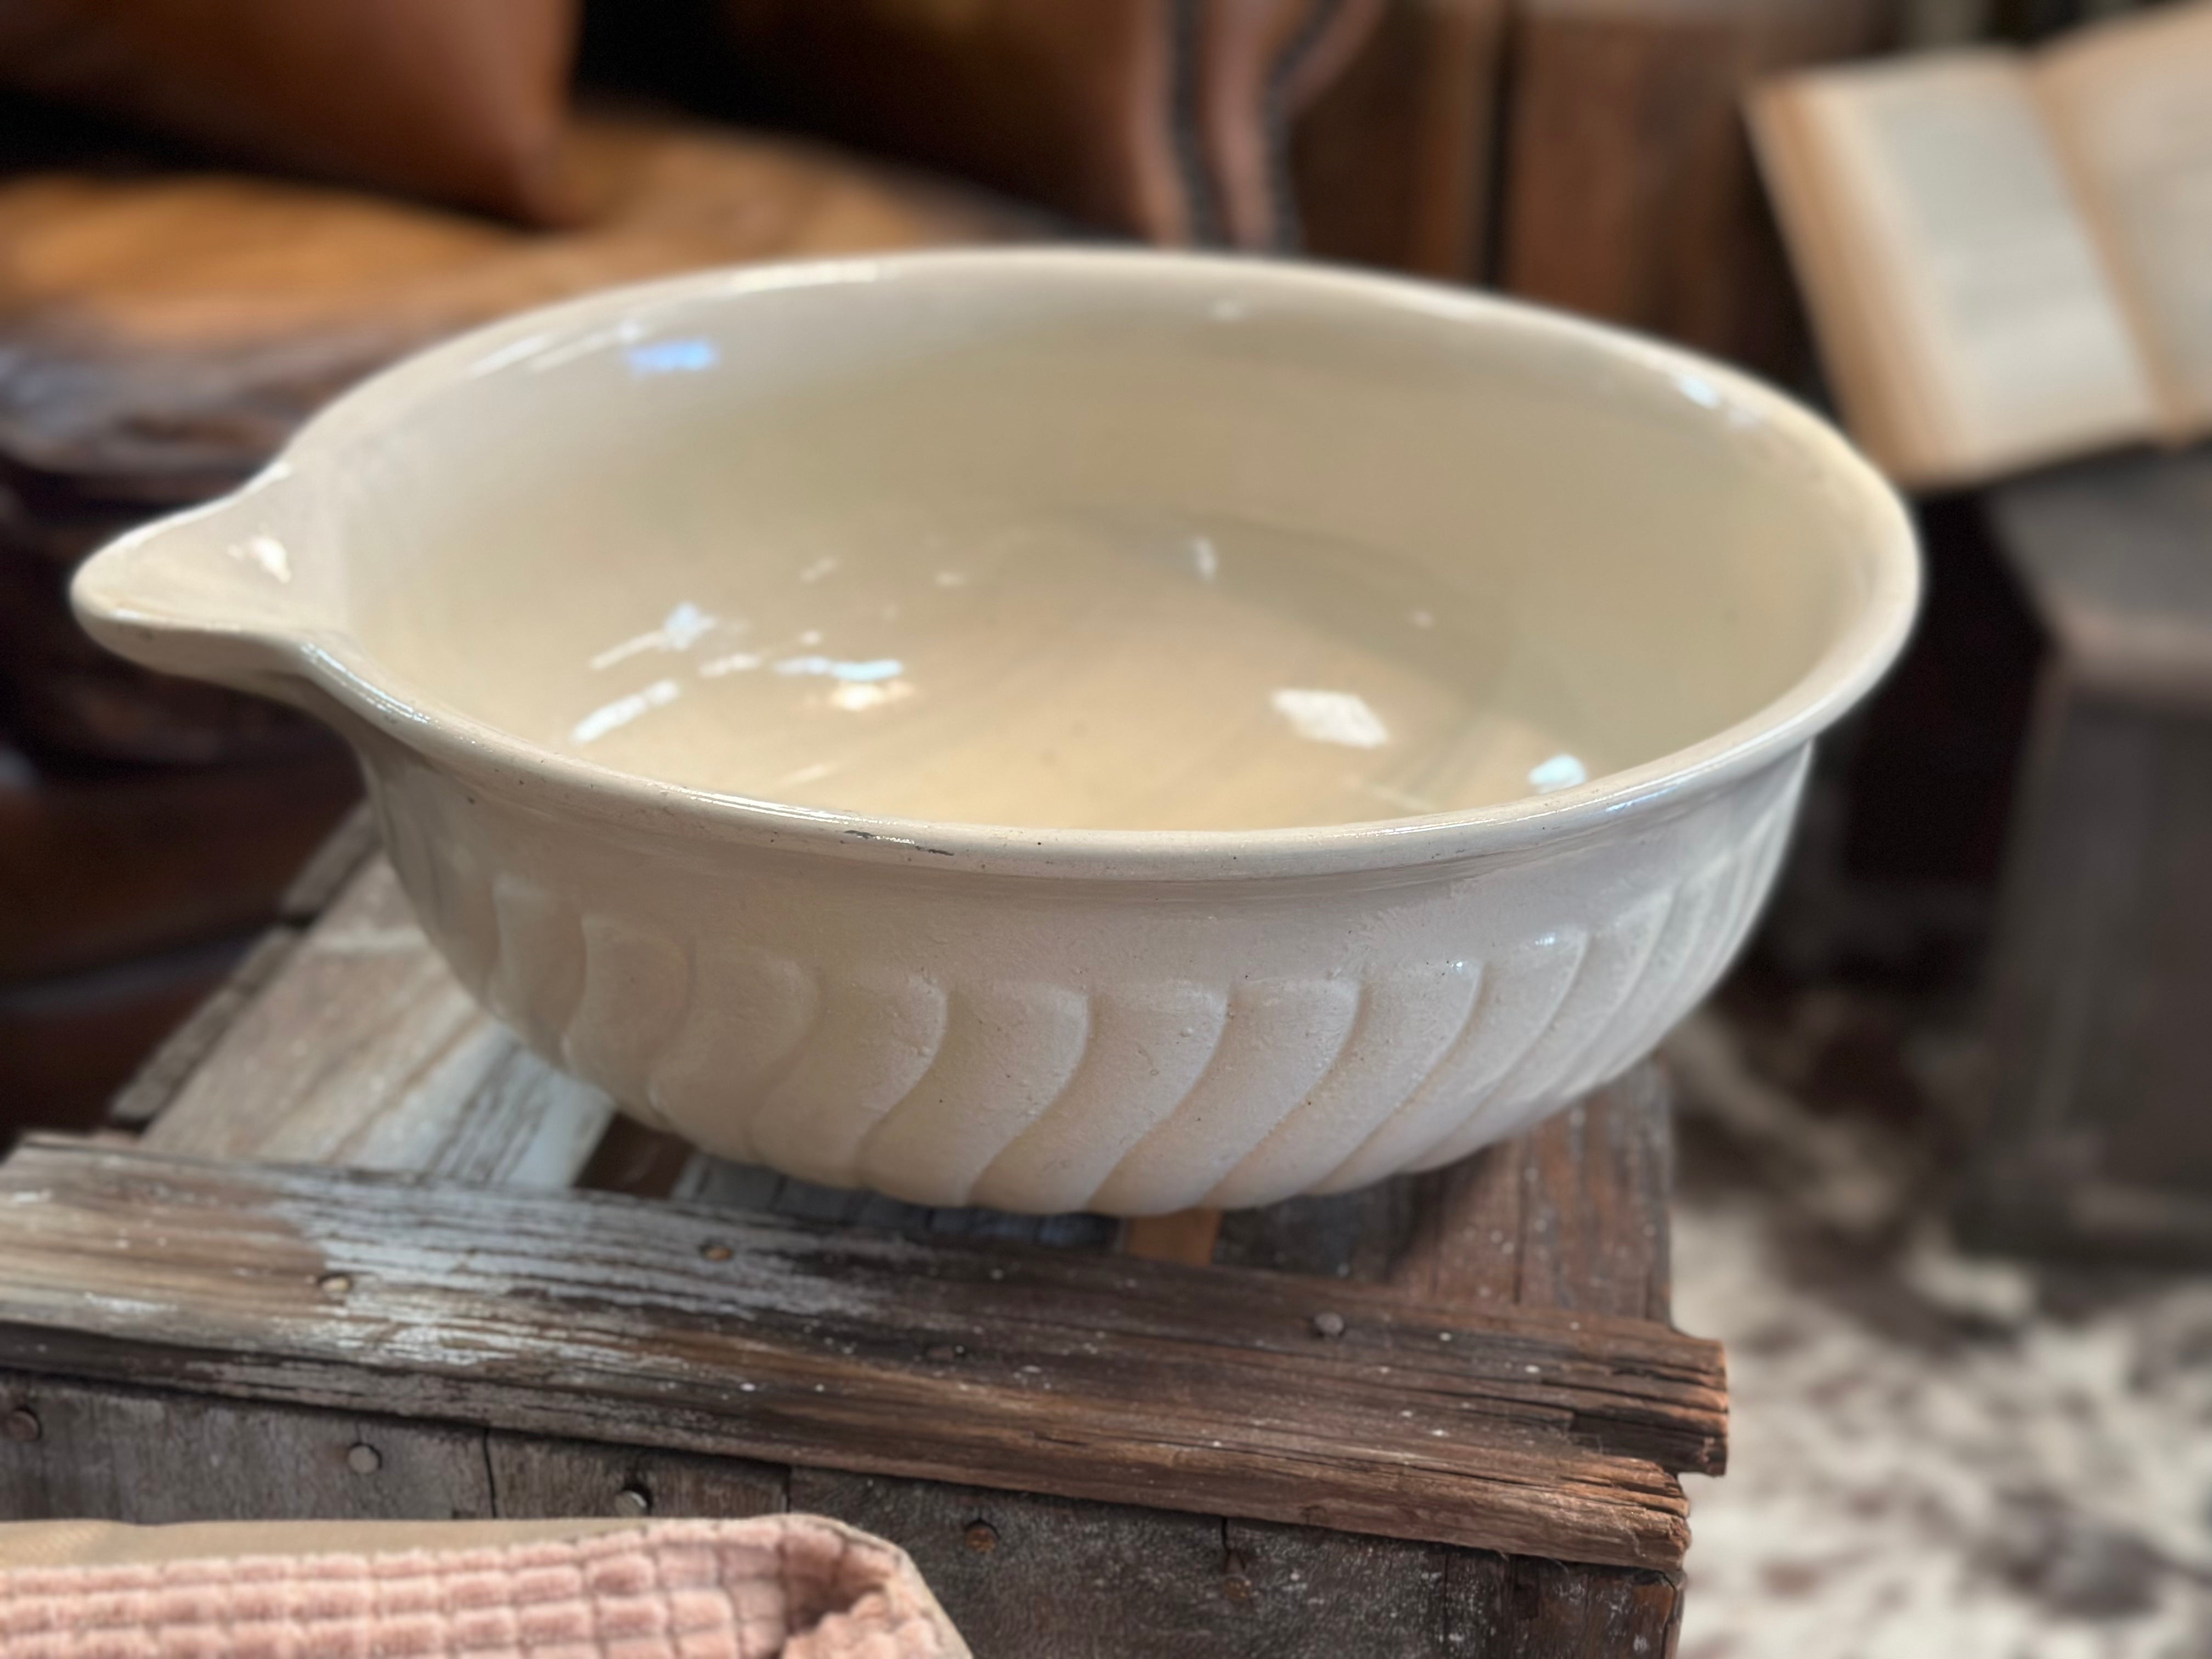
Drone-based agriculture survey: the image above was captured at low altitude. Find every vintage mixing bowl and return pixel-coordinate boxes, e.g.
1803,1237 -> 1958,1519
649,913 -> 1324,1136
73,250 -> 1917,1216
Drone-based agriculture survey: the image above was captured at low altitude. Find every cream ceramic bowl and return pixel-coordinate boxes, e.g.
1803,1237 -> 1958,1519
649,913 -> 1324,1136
74,250 -> 1916,1216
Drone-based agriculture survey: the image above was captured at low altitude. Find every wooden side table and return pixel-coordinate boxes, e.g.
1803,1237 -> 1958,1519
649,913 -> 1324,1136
1962,448 -> 2212,1261
0,819 -> 1724,1655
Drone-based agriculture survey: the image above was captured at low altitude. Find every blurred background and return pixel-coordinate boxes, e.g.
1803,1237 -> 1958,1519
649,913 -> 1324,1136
1,2 -> 2207,1652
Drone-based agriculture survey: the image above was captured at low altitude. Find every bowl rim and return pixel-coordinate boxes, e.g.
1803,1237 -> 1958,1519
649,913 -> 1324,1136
127,247 -> 1923,881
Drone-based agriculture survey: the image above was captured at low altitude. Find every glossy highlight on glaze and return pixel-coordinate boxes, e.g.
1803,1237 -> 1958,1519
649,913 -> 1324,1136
535,507 -> 1610,831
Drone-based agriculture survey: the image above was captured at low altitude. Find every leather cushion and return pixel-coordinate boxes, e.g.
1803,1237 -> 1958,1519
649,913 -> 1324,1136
0,111 -> 1028,496
717,0 -> 1381,247
0,0 -> 580,223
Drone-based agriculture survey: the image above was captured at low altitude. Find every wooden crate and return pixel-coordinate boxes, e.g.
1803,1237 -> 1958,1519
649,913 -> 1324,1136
1961,448 -> 2212,1262
0,817 -> 1724,1655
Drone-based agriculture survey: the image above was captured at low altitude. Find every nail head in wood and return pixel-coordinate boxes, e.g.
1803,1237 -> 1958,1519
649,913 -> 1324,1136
615,1486 -> 652,1517
699,1242 -> 732,1263
964,1521 -> 998,1554
3,1408 -> 39,1443
317,1272 -> 352,1295
1310,1311 -> 1346,1339
345,1442 -> 380,1475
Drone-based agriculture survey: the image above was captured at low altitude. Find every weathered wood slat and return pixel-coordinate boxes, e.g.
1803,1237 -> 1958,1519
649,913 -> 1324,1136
1387,1070 -> 1672,1322
0,1372 -> 495,1523
0,1138 -> 1718,1567
793,1470 -> 1234,1659
483,1432 -> 788,1522
1225,1515 -> 1682,1659
0,1370 -> 1683,1656
1397,1142 -> 1523,1306
800,1471 -> 1683,1658
1438,1547 -> 1685,1657
142,858 -> 612,1186
13,1136 -> 1729,1463
1510,1073 -> 1674,1323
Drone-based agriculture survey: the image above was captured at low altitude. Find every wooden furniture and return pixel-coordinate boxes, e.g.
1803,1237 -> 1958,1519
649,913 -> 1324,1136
0,814 -> 1724,1655
1496,0 -> 1885,381
1292,0 -> 1510,280
1960,447 -> 2212,1261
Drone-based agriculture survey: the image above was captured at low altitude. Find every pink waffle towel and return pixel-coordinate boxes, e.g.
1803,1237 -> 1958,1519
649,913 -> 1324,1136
0,1515 -> 968,1659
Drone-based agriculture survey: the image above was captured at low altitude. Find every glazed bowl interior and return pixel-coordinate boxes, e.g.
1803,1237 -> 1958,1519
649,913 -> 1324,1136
302,255 -> 1887,834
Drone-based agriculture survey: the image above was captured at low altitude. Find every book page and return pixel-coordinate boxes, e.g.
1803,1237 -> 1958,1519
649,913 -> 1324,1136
1751,86 -> 1930,476
2038,1 -> 2212,434
1758,53 -> 2159,487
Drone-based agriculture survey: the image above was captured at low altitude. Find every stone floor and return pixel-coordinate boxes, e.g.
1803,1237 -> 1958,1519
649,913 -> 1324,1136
1664,985 -> 2212,1658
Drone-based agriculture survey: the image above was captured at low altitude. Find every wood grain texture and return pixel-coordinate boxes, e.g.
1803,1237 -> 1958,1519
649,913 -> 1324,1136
0,1376 -> 1684,1656
484,1433 -> 787,1522
793,1469 -> 1233,1658
1230,1516 -> 1681,1658
800,1470 -> 1681,1658
1442,1548 -> 1684,1657
1390,1069 -> 1672,1322
0,1372 -> 494,1523
1509,1072 -> 1674,1322
143,858 -> 612,1186
0,1137 -> 1719,1566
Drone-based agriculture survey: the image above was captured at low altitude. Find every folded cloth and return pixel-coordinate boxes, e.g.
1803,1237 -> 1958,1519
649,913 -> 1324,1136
0,1514 -> 968,1658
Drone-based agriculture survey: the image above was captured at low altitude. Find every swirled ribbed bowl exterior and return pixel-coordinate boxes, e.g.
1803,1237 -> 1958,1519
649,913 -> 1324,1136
369,736 -> 1805,1215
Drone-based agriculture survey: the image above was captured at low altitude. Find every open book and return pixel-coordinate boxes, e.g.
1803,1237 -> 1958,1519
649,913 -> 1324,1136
1750,2 -> 2212,490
